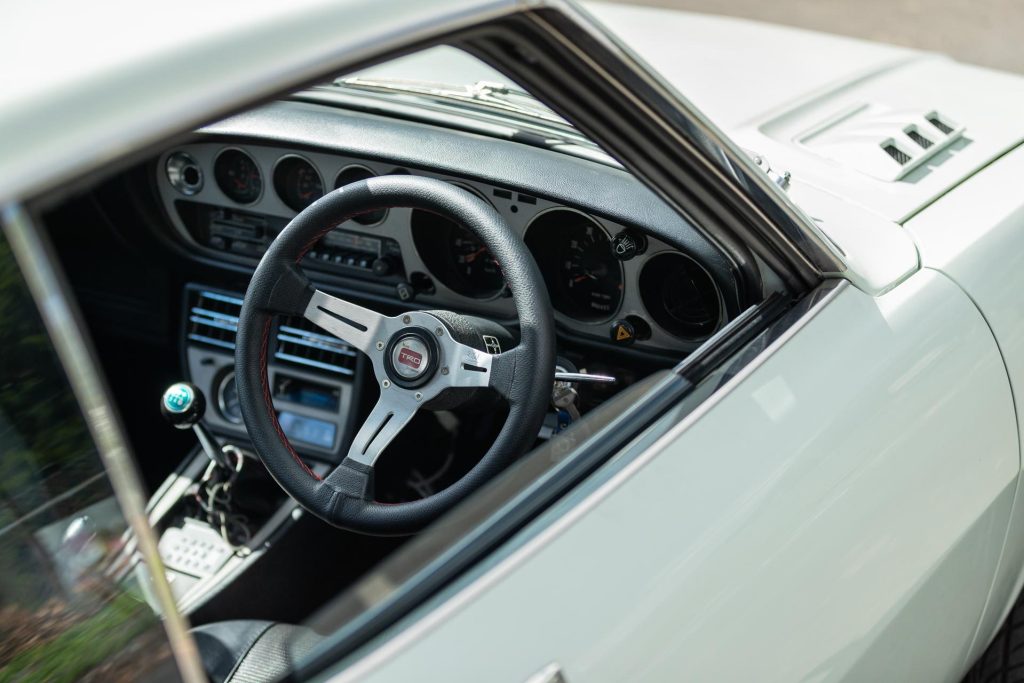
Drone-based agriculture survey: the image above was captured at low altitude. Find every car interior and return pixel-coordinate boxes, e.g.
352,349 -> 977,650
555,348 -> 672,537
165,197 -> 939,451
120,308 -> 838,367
35,45 -> 780,678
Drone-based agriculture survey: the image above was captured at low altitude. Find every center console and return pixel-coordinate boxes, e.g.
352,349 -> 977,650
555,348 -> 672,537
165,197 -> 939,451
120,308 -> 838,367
146,281 -> 367,614
183,285 -> 364,463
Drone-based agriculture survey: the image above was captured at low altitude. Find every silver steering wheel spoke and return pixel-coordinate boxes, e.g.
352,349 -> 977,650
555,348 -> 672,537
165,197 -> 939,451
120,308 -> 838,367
303,297 -> 519,479
432,338 -> 498,391
338,394 -> 420,469
304,289 -> 387,355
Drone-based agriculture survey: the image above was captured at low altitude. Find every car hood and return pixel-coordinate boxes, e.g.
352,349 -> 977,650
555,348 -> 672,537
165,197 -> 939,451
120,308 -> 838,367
587,2 -> 1024,224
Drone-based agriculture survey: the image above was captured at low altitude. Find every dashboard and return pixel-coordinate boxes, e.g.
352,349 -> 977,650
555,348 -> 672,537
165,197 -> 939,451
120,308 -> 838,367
155,120 -> 740,355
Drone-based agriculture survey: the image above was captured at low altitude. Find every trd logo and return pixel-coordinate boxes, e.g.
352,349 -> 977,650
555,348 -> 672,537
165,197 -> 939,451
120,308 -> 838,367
398,348 -> 422,369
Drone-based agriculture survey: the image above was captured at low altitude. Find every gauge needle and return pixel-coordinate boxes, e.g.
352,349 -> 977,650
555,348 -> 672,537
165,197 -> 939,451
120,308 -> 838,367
465,247 -> 486,263
573,273 -> 597,283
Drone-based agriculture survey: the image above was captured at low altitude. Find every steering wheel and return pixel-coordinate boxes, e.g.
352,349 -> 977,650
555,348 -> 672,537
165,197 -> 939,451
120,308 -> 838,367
235,175 -> 556,534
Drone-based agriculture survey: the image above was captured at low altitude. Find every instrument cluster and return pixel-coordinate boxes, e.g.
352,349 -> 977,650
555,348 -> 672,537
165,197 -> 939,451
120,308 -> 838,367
157,142 -> 725,352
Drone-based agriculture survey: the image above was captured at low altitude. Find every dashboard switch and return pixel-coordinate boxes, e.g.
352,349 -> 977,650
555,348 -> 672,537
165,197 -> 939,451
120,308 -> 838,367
609,319 -> 636,345
611,230 -> 647,261
372,257 -> 393,276
396,281 -> 416,302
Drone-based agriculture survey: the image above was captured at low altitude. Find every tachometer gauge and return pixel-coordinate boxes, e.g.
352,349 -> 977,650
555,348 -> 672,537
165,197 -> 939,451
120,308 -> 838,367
214,149 -> 262,204
274,156 -> 323,212
411,208 -> 505,298
451,229 -> 503,292
525,210 -> 623,321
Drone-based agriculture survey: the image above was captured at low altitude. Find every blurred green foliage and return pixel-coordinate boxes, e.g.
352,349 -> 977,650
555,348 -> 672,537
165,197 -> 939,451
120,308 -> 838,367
0,233 -> 170,680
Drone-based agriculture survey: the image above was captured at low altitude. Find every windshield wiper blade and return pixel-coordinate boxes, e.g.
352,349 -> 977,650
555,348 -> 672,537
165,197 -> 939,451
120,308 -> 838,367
333,77 -> 566,125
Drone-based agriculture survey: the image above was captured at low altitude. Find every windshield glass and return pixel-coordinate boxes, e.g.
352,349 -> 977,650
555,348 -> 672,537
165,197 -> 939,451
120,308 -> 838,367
323,46 -> 572,130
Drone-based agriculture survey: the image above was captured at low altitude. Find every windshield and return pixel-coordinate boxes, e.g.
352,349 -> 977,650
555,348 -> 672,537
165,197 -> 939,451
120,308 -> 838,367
321,46 -> 574,132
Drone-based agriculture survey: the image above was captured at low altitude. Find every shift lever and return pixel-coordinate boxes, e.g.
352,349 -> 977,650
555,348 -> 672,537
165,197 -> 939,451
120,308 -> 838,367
160,382 -> 234,470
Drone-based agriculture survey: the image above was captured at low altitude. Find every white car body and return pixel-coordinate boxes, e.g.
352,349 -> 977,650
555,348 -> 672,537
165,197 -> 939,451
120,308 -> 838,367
4,2 -> 1024,682
326,7 -> 1024,682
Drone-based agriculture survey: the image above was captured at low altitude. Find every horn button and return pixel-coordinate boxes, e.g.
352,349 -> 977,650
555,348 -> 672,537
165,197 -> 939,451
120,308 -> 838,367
384,328 -> 439,388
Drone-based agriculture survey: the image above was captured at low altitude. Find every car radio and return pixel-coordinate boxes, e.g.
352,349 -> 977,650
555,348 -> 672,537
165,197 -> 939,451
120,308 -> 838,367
175,200 -> 406,282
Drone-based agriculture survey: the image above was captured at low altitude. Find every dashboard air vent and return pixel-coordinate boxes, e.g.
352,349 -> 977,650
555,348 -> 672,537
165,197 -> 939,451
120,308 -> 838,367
188,290 -> 242,350
275,316 -> 357,377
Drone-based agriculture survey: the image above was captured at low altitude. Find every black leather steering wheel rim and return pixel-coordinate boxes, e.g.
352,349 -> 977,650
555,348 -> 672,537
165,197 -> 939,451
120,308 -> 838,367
235,175 -> 555,534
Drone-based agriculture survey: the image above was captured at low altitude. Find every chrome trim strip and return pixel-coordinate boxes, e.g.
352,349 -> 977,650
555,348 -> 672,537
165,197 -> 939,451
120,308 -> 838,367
188,314 -> 238,332
190,307 -> 239,323
539,2 -> 845,277
277,332 -> 359,356
187,333 -> 237,350
198,290 -> 245,306
1,203 -> 206,683
279,324 -> 358,349
274,351 -> 355,376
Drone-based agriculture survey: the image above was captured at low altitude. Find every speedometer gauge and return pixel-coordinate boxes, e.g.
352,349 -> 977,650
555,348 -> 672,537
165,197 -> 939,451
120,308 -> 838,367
214,149 -> 262,204
525,210 -> 623,322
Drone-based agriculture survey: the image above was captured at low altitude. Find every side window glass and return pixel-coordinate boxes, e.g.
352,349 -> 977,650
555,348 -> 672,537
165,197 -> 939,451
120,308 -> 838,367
0,234 -> 179,682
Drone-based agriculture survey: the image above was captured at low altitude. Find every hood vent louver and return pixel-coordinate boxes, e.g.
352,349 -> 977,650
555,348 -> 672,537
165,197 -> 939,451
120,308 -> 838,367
797,104 -> 964,182
883,143 -> 911,165
274,316 -> 357,377
906,129 -> 933,149
927,114 -> 955,135
188,290 -> 242,350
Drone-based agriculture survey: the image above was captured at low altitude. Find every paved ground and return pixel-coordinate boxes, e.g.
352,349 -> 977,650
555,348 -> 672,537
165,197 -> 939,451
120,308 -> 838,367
614,0 -> 1024,74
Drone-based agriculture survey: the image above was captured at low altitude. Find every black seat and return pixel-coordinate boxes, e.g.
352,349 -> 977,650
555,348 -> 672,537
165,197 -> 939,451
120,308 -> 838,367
191,620 -> 322,683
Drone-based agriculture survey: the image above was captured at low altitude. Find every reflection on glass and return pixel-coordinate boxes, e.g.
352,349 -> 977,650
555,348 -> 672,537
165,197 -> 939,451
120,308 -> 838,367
0,234 -> 179,682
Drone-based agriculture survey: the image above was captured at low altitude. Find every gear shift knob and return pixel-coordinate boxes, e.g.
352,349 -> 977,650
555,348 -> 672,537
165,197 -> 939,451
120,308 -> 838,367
161,382 -> 232,470
161,382 -> 205,428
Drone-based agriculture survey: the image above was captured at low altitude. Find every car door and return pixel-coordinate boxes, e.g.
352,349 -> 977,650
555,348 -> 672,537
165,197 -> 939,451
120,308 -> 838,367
281,5 -> 1019,683
321,272 -> 1016,683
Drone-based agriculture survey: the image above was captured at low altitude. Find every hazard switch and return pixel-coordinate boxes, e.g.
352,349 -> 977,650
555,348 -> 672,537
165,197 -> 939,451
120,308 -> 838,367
609,319 -> 636,345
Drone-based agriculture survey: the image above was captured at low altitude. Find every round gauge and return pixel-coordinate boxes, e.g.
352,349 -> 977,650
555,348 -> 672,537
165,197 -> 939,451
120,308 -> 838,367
524,210 -> 623,322
411,210 -> 504,298
274,156 -> 323,212
214,149 -> 262,204
216,371 -> 243,424
451,228 -> 503,292
639,252 -> 721,340
335,166 -> 387,225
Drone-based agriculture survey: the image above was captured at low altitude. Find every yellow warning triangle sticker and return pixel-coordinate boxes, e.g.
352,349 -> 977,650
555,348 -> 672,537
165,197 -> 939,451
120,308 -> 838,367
616,325 -> 632,341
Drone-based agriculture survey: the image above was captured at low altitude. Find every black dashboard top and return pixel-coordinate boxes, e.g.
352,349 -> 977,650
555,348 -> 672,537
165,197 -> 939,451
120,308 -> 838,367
153,100 -> 752,355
